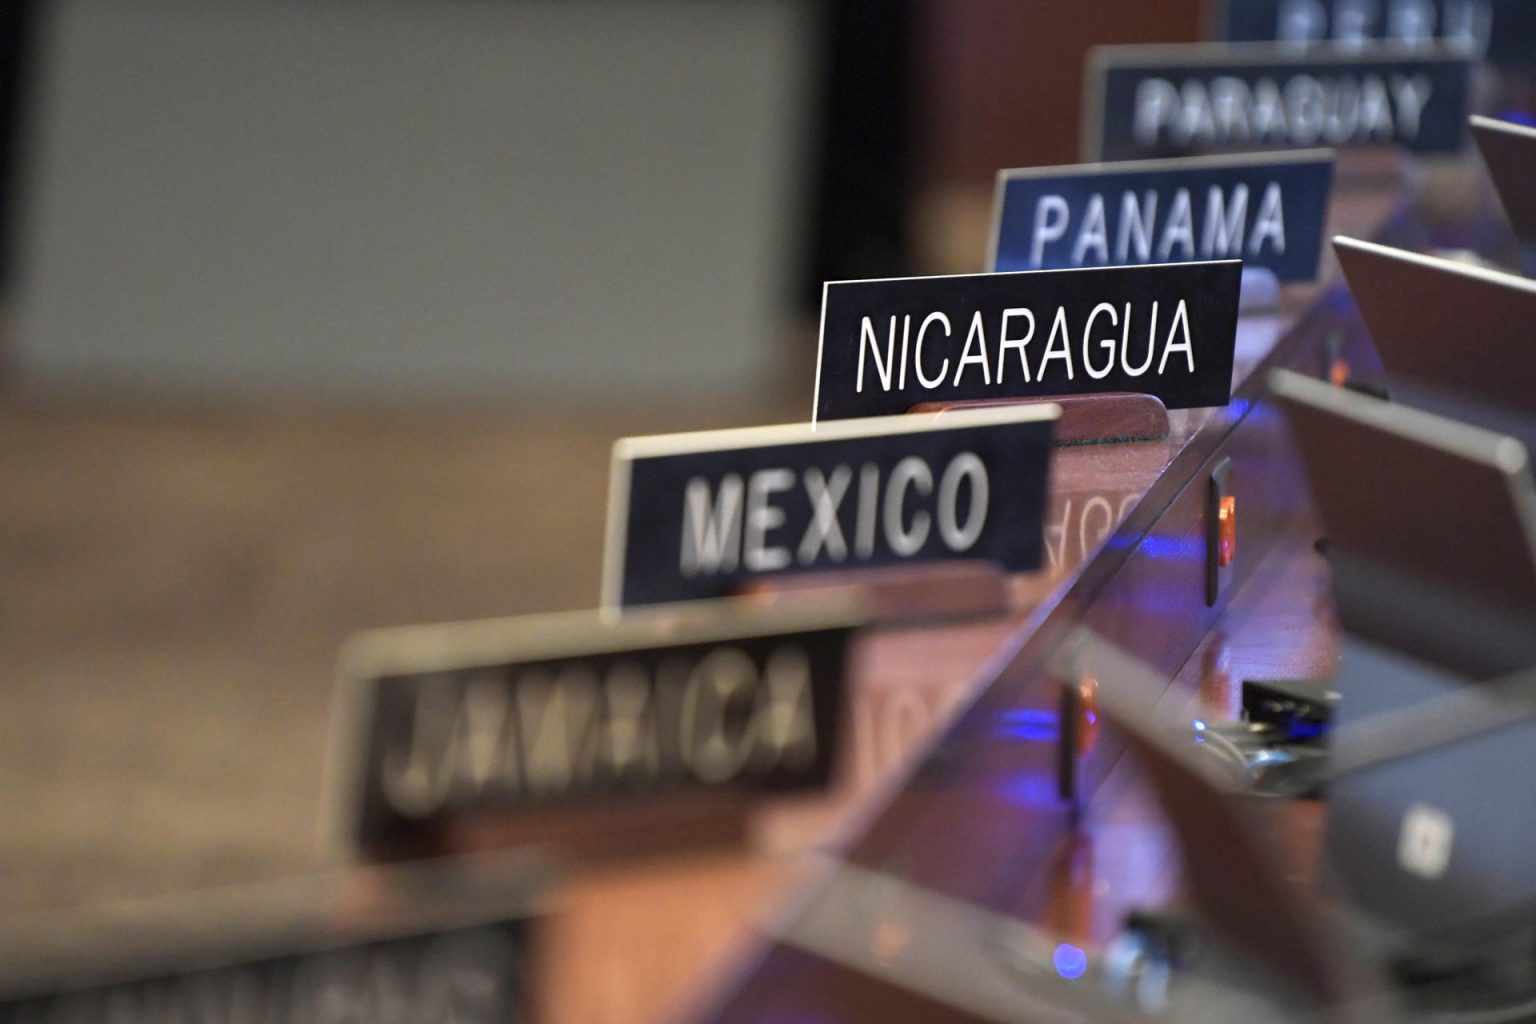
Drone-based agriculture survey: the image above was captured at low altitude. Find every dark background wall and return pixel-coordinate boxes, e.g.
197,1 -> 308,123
0,0 -> 36,294
917,1 -> 1205,183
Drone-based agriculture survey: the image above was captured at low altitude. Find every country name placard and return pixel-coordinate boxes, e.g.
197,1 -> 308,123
990,150 -> 1333,281
334,599 -> 863,853
603,408 -> 1056,609
1085,43 -> 1472,161
813,262 -> 1241,422
0,923 -> 531,1024
1214,0 -> 1536,67
0,866 -> 537,1024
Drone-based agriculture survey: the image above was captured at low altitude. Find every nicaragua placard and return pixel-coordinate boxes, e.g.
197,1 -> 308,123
604,407 -> 1057,609
1085,42 -> 1472,161
334,599 -> 863,854
990,150 -> 1334,281
813,262 -> 1241,422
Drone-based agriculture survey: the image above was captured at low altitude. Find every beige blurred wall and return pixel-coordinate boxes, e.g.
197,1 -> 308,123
11,0 -> 814,398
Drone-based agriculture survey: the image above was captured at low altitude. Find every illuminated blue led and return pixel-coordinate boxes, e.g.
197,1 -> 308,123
1053,943 -> 1088,980
1192,719 -> 1207,732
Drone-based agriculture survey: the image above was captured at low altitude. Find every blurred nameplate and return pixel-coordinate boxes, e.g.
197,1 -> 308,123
1215,0 -> 1536,66
990,151 -> 1334,281
603,408 -> 1055,609
1472,116 -> 1536,276
813,263 -> 1241,422
1087,43 -> 1472,161
0,865 -> 537,1024
337,599 -> 863,855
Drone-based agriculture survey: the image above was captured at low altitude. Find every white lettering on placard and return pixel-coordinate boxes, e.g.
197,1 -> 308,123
1039,307 -> 1076,381
998,308 -> 1035,383
798,465 -> 851,563
1118,190 -> 1157,262
914,312 -> 952,388
682,647 -> 760,782
379,644 -> 819,816
936,453 -> 988,551
681,475 -> 742,576
852,300 -> 1197,394
1157,300 -> 1195,375
1159,188 -> 1196,260
1031,194 -> 1072,266
855,462 -> 880,558
1083,303 -> 1118,379
1202,183 -> 1247,257
743,468 -> 794,572
955,313 -> 993,385
675,454 -> 992,575
884,456 -> 933,557
1131,71 -> 1435,150
1073,194 -> 1110,264
1251,182 -> 1287,254
1271,0 -> 1491,55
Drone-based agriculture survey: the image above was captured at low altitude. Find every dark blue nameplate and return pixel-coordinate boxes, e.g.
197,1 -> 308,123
337,600 -> 862,852
1215,0 -> 1536,67
813,262 -> 1241,422
991,151 -> 1333,281
1086,43 -> 1472,161
604,409 -> 1056,608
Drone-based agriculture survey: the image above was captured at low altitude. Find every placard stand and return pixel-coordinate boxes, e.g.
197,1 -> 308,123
738,560 -> 1009,623
909,392 -> 1170,445
369,792 -> 754,863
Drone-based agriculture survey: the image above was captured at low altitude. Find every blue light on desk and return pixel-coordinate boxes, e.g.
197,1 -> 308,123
995,708 -> 1059,743
1105,533 -> 1194,562
1053,943 -> 1089,980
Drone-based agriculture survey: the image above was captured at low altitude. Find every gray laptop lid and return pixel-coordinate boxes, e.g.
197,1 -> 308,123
1272,369 -> 1536,619
1273,370 -> 1536,949
1333,237 -> 1536,419
1472,116 -> 1536,247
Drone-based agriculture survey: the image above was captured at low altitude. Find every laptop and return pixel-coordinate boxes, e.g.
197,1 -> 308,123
1333,236 -> 1536,439
1472,115 -> 1536,276
1272,369 -> 1536,960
